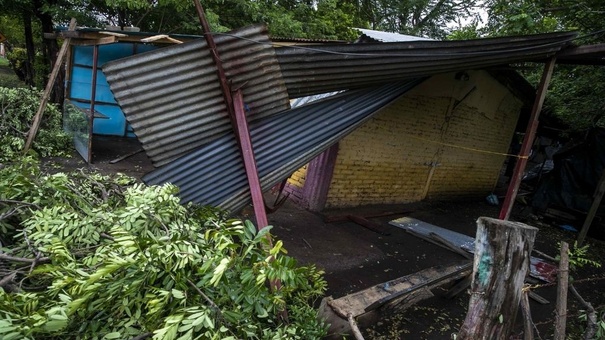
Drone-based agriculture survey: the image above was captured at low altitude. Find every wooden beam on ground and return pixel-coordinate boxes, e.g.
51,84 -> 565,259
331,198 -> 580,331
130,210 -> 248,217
320,261 -> 471,338
457,217 -> 538,340
24,18 -> 77,153
346,215 -> 391,235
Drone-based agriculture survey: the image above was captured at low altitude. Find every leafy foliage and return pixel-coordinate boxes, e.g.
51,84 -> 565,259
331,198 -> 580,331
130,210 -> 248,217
0,157 -> 328,339
0,86 -> 71,163
563,241 -> 602,272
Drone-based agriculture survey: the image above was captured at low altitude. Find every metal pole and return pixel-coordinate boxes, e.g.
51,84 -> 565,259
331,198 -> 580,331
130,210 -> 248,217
192,0 -> 268,230
499,57 -> 556,220
232,90 -> 269,228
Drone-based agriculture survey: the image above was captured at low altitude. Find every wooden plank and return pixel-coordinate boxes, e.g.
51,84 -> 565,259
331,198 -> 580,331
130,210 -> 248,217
554,242 -> 570,340
24,18 -> 77,152
70,36 -> 118,46
140,34 -> 183,44
327,260 -> 471,318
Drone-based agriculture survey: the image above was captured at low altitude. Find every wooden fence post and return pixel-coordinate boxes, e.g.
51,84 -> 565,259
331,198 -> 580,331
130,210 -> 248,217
457,217 -> 538,340
554,242 -> 569,340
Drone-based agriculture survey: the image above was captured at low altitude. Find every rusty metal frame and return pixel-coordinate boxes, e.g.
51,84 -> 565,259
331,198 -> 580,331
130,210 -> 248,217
193,0 -> 268,231
499,57 -> 557,220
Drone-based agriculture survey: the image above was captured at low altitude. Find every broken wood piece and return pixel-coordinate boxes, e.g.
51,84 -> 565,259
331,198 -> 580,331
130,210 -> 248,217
365,261 -> 472,312
99,31 -> 128,37
445,274 -> 472,299
528,291 -> 550,305
109,148 -> 144,164
320,260 -> 471,339
554,241 -> 569,340
521,290 -> 534,340
70,36 -> 118,46
347,215 -> 391,235
140,34 -> 183,44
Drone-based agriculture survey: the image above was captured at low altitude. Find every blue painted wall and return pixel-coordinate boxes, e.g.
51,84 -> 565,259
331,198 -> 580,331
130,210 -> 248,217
69,43 -> 157,136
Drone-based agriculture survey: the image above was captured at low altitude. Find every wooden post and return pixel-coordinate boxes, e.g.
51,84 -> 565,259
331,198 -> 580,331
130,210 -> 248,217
24,18 -> 76,152
457,217 -> 538,340
577,169 -> 605,246
554,242 -> 569,340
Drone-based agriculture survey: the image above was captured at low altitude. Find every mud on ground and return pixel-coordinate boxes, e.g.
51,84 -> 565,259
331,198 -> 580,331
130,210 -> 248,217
44,136 -> 605,339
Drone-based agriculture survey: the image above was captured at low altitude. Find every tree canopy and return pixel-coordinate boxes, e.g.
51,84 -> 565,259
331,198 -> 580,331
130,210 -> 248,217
1,0 -> 604,130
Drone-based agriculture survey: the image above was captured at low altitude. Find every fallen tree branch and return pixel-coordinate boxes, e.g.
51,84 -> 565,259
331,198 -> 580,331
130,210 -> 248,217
187,279 -> 224,321
570,284 -> 597,340
0,272 -> 16,289
0,253 -> 50,264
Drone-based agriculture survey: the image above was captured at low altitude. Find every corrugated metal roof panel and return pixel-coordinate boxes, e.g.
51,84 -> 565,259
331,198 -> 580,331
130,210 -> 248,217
102,25 -> 290,167
144,79 -> 422,213
275,31 -> 577,98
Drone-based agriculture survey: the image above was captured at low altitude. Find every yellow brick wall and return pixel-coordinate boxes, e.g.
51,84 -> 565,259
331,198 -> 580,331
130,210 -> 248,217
288,164 -> 308,189
324,71 -> 522,208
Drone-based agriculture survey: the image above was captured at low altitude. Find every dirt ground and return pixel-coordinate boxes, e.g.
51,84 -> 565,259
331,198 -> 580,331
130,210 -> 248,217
44,136 -> 605,339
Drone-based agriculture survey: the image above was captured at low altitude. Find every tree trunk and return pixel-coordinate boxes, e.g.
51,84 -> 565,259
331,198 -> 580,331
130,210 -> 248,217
457,217 -> 538,340
22,10 -> 36,86
33,0 -> 64,107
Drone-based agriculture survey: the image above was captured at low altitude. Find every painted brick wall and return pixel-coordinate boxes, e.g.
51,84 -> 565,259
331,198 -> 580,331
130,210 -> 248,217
324,71 -> 522,208
285,164 -> 307,201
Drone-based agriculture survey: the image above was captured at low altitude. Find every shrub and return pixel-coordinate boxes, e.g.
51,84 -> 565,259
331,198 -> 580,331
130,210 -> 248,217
0,157 -> 328,339
0,87 -> 71,163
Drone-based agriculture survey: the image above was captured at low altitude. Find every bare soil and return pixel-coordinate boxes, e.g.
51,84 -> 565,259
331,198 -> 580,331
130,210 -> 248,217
44,136 -> 605,339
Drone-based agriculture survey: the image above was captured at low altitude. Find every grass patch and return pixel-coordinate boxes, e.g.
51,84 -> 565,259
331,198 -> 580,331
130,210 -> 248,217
0,59 -> 25,88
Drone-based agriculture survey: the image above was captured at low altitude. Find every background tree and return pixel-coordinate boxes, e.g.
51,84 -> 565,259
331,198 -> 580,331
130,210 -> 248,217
341,0 -> 479,39
479,0 -> 605,132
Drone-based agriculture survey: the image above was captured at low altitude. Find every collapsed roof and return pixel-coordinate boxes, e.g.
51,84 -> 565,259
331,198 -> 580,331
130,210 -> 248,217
102,25 -> 578,212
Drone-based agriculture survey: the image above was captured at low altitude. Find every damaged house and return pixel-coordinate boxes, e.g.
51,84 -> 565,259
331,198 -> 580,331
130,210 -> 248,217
59,24 -> 578,215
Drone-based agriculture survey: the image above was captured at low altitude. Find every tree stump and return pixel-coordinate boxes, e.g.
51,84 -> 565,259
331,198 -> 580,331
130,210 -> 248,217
457,217 -> 538,340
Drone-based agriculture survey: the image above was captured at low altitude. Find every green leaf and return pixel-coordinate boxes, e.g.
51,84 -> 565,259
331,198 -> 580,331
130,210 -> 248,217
103,332 -> 122,339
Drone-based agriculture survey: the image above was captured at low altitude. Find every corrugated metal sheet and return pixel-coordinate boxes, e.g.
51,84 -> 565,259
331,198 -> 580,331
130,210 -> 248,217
144,79 -> 422,213
275,31 -> 577,98
102,25 -> 290,167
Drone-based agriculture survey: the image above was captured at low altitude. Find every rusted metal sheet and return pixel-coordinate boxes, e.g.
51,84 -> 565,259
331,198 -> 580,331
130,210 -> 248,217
103,25 -> 290,167
143,80 -> 422,213
275,31 -> 577,98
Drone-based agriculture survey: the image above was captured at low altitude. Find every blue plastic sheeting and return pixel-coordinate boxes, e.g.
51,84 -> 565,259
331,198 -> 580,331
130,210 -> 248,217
144,80 -> 422,213
69,43 -> 158,136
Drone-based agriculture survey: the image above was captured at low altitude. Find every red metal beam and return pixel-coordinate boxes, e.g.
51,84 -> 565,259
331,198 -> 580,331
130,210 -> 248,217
193,0 -> 268,230
232,90 -> 269,228
499,57 -> 557,220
